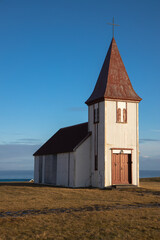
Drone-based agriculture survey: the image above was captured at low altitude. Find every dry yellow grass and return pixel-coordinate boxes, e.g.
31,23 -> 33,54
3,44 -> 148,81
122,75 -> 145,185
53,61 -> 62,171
140,181 -> 160,191
0,178 -> 159,240
0,208 -> 160,240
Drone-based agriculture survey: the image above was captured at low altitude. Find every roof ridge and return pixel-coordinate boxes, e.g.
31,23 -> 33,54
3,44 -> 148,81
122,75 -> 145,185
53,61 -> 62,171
85,38 -> 113,105
104,37 -> 114,95
59,122 -> 88,131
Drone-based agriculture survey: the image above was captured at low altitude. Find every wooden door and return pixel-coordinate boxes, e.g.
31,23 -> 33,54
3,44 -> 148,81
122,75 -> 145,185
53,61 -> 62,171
112,153 -> 131,185
112,153 -> 121,184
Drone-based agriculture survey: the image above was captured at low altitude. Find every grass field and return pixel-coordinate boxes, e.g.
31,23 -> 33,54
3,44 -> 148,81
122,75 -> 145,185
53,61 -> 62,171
0,178 -> 159,240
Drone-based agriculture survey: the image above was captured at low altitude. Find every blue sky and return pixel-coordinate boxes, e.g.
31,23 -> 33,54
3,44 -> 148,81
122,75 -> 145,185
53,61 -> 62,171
0,0 -> 160,170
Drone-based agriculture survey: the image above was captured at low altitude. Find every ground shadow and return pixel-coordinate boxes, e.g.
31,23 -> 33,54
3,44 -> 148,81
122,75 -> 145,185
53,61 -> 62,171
0,182 -> 96,189
0,182 -> 53,188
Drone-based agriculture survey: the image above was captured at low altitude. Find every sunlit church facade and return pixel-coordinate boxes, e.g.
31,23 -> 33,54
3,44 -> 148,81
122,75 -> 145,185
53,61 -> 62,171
34,37 -> 142,188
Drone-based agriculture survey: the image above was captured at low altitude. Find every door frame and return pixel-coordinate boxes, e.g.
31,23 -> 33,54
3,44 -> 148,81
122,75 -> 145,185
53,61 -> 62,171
111,148 -> 133,185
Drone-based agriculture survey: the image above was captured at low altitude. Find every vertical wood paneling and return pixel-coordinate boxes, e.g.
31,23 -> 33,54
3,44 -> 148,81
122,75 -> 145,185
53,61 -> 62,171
44,155 -> 57,185
39,156 -> 43,183
112,153 -> 132,185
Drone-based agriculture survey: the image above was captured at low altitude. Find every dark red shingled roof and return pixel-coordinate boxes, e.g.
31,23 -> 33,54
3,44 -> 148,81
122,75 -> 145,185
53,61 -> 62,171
33,122 -> 90,156
85,38 -> 142,105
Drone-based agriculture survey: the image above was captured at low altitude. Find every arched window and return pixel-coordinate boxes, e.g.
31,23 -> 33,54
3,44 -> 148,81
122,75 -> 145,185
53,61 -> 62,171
116,102 -> 127,123
117,108 -> 121,123
123,108 -> 127,123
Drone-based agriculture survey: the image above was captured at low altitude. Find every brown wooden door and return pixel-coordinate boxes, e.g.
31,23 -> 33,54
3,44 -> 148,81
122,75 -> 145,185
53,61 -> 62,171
112,154 -> 121,184
112,153 -> 131,185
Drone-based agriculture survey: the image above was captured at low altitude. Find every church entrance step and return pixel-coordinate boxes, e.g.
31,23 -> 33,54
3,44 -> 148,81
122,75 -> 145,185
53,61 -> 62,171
111,184 -> 138,189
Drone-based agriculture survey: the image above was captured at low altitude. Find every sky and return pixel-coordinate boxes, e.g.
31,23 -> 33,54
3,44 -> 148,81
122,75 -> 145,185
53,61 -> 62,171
0,0 -> 160,171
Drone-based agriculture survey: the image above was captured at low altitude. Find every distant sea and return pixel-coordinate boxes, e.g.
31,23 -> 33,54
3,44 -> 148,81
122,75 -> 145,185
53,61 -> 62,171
0,170 -> 160,182
0,170 -> 34,182
139,170 -> 160,178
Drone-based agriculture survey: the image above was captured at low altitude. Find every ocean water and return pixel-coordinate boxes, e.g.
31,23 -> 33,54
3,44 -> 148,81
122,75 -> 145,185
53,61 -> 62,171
0,170 -> 160,182
139,170 -> 160,178
0,170 -> 34,182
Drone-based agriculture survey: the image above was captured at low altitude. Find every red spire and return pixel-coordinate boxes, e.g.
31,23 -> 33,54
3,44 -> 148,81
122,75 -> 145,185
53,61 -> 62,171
85,38 -> 142,105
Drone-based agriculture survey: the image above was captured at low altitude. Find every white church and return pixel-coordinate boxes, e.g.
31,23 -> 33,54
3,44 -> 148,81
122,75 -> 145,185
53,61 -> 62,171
33,37 -> 142,188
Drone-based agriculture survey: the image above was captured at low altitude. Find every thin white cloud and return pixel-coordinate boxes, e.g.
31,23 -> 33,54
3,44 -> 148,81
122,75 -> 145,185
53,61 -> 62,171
13,138 -> 42,145
140,155 -> 160,170
151,129 -> 160,133
140,138 -> 160,143
139,140 -> 160,170
140,141 -> 160,157
0,144 -> 41,170
68,107 -> 87,112
141,155 -> 150,159
0,138 -> 42,145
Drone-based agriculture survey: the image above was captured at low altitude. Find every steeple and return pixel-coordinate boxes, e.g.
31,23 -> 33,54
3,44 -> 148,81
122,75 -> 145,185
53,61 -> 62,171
85,38 -> 142,105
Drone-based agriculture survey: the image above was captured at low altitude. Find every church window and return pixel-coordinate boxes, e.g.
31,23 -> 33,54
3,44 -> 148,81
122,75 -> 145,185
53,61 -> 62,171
116,102 -> 127,123
95,155 -> 98,170
117,108 -> 121,123
94,104 -> 99,123
123,108 -> 127,123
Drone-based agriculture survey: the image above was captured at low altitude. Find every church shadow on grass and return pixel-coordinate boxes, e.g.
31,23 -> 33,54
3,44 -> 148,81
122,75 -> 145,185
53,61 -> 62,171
0,182 -> 139,190
0,182 -> 113,189
0,182 -> 98,189
0,182 -> 53,188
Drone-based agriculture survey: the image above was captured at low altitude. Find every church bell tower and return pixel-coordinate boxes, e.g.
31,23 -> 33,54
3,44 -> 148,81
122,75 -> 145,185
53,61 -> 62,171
85,38 -> 142,188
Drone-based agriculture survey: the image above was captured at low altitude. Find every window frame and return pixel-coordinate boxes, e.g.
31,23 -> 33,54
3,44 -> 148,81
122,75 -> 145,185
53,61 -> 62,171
116,102 -> 127,124
93,106 -> 99,124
